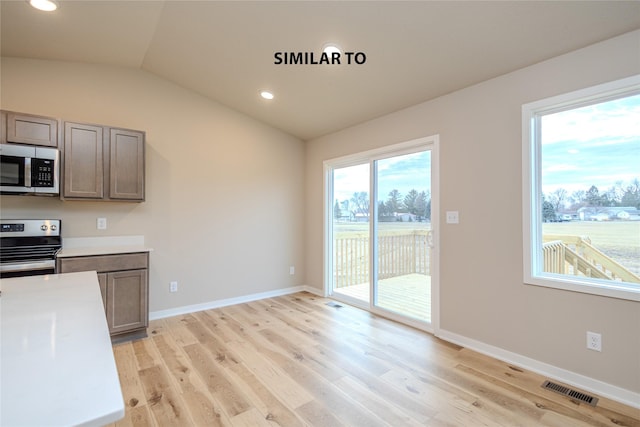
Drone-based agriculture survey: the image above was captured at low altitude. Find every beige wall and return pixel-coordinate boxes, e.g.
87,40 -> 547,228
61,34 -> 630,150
0,57 -> 306,312
305,30 -> 640,393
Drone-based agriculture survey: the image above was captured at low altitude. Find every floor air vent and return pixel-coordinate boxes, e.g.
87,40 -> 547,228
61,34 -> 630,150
325,301 -> 343,308
541,380 -> 598,406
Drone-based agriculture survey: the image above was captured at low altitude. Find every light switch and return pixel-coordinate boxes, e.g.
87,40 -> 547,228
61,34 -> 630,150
446,211 -> 459,224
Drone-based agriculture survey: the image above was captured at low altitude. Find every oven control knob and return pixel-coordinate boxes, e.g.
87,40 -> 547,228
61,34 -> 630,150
40,225 -> 48,231
50,225 -> 57,231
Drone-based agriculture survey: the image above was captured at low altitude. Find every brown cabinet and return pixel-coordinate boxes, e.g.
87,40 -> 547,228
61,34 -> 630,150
63,122 -> 104,198
57,252 -> 149,341
1,110 -> 59,147
63,122 -> 145,201
109,128 -> 145,200
0,111 -> 6,144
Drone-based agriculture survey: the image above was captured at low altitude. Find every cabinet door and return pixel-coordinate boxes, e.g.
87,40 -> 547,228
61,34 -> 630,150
97,273 -> 108,312
107,269 -> 148,335
109,128 -> 144,200
6,112 -> 58,147
0,111 -> 6,144
63,122 -> 104,198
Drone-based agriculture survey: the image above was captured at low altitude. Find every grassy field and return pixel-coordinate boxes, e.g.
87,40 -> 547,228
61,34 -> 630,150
334,220 -> 640,276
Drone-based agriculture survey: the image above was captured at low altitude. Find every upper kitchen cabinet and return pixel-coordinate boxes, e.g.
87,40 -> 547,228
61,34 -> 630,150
63,122 -> 145,202
63,122 -> 104,199
109,128 -> 145,200
1,110 -> 59,147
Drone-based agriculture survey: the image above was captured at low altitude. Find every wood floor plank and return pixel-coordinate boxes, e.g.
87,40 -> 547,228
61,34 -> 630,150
456,348 -> 640,426
182,342 -> 253,418
295,400 -> 347,427
224,338 -> 315,410
111,343 -> 150,421
151,333 -> 228,426
192,309 -> 308,426
109,292 -> 640,427
114,404 -> 158,427
229,407 -> 279,427
245,333 -> 389,426
379,366 -> 514,427
334,375 -> 427,427
137,364 -> 194,425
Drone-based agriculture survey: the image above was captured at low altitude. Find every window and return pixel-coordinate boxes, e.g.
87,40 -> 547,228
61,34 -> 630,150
522,75 -> 640,301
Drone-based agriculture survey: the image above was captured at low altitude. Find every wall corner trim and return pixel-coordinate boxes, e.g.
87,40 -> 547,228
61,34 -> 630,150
149,284 -> 320,321
436,329 -> 640,410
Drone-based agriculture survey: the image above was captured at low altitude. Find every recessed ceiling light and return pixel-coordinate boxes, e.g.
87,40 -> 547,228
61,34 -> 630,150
260,90 -> 274,100
323,43 -> 342,56
29,0 -> 58,11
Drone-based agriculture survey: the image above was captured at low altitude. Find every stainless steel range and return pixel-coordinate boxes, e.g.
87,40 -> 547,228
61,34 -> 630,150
0,219 -> 61,278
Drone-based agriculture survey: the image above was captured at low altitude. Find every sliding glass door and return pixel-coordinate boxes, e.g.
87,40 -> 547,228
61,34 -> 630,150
373,151 -> 432,322
326,137 -> 438,330
331,162 -> 370,304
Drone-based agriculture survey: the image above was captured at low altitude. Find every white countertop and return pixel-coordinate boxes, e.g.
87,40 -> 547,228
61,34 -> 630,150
0,271 -> 125,426
57,235 -> 152,258
57,245 -> 152,258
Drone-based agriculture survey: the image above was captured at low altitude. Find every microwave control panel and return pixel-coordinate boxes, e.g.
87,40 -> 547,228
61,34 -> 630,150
31,158 -> 55,187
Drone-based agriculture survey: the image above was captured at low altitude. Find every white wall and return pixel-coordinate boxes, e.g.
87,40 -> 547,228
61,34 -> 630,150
305,30 -> 640,396
0,57 -> 306,313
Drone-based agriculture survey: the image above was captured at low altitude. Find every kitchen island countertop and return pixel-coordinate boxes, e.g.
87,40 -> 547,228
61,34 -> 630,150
0,271 -> 124,426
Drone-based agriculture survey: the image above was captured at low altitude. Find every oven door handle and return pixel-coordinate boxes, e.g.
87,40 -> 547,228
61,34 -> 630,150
0,260 -> 55,273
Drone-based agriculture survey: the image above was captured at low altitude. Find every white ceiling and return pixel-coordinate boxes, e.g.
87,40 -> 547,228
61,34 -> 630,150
2,1 -> 639,140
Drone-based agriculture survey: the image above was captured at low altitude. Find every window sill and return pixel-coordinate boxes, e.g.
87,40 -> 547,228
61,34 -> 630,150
525,274 -> 640,302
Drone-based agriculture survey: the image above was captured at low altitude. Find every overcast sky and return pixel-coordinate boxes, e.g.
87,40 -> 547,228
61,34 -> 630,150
541,93 -> 639,195
333,151 -> 431,205
332,93 -> 639,205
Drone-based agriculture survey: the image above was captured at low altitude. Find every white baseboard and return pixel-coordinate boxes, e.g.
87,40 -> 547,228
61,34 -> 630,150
436,329 -> 640,410
149,284 -> 322,321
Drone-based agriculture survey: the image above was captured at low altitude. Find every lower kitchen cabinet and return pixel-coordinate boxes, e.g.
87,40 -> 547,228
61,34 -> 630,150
97,269 -> 148,336
57,252 -> 149,342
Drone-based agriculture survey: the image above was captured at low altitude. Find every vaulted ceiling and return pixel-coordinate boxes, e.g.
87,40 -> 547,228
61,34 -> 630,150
2,1 -> 639,140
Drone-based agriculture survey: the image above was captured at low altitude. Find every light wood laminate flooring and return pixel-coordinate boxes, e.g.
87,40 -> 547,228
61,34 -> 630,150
107,292 -> 640,426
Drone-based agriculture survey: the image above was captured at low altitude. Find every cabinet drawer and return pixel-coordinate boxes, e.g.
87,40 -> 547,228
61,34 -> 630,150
58,252 -> 148,273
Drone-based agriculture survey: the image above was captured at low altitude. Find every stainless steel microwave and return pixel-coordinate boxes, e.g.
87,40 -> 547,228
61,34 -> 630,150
0,143 -> 60,195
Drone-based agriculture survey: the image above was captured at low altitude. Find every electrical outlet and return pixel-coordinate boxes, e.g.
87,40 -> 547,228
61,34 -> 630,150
170,281 -> 178,293
97,217 -> 107,230
290,266 -> 295,275
586,331 -> 602,352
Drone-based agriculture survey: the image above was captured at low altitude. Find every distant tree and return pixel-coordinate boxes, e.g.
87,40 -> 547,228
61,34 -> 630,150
621,178 -> 640,209
333,199 -> 341,220
569,190 -> 586,210
415,191 -> 429,220
403,189 -> 419,215
585,185 -> 604,207
386,189 -> 402,214
377,201 -> 391,219
350,192 -> 369,218
547,188 -> 568,211
607,181 -> 626,205
542,200 -> 556,222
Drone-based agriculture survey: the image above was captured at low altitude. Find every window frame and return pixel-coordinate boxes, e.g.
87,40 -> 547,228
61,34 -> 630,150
522,75 -> 640,302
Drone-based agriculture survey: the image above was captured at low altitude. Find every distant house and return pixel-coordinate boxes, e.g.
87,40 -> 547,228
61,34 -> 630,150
396,213 -> 418,222
577,206 -> 640,221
